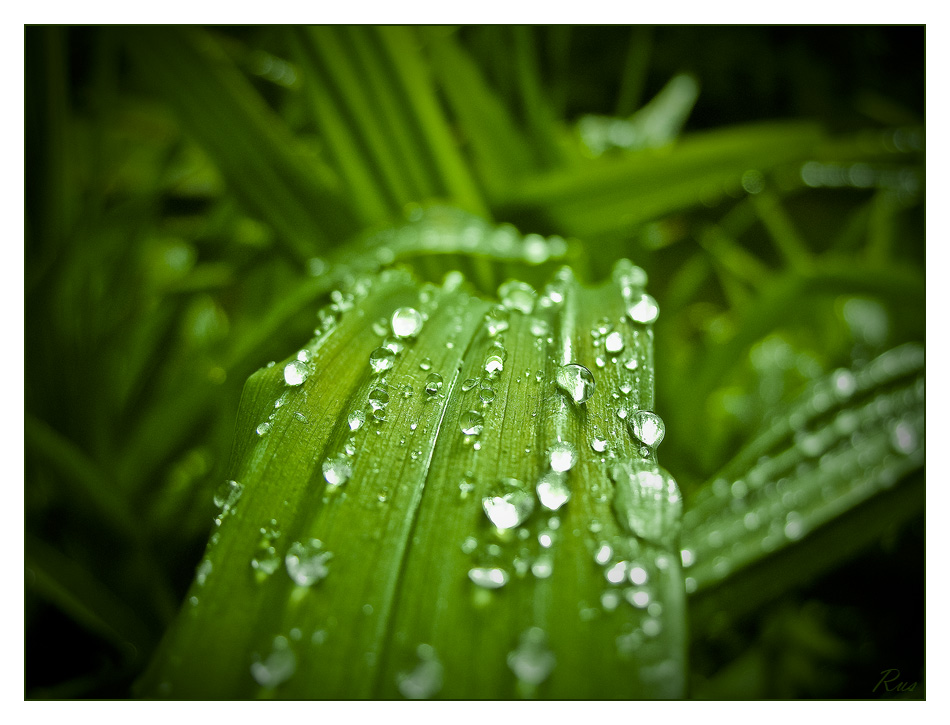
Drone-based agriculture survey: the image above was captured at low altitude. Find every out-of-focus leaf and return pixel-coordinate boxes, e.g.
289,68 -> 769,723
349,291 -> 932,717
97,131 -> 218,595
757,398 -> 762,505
137,219 -> 685,699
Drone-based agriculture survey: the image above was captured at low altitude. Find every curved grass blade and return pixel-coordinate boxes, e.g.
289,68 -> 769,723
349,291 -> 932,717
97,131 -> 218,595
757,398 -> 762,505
681,344 -> 924,601
137,252 -> 685,698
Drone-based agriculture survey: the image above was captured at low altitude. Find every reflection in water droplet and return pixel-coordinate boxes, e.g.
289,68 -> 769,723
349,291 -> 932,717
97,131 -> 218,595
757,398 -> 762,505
459,410 -> 485,436
369,388 -> 390,410
508,628 -> 555,687
425,373 -> 444,395
251,635 -> 296,688
284,360 -> 310,386
531,555 -> 553,579
468,567 -> 509,589
461,378 -> 478,391
323,456 -> 353,486
285,539 -> 333,586
256,420 -> 272,436
398,644 -> 443,700
536,471 -> 571,511
369,347 -> 396,374
557,363 -> 595,404
391,307 -> 424,339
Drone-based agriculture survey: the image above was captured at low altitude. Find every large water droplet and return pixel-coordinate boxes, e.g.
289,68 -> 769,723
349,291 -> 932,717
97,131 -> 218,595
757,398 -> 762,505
498,280 -> 538,315
628,411 -> 666,449
251,635 -> 296,688
548,441 -> 577,472
214,479 -> 243,512
391,307 -> 424,339
322,456 -> 353,486
284,360 -> 310,386
536,471 -> 570,511
611,460 -> 682,547
627,293 -> 660,324
285,539 -> 332,586
557,363 -> 595,404
398,644 -> 443,700
425,373 -> 444,395
468,567 -> 509,589
482,479 -> 535,529
369,347 -> 396,374
459,410 -> 485,436
507,628 -> 555,687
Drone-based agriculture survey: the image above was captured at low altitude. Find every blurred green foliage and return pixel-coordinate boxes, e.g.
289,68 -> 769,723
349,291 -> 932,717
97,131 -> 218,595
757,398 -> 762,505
24,25 -> 924,699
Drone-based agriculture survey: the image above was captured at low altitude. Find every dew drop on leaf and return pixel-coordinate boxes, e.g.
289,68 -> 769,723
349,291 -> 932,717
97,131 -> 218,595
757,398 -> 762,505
322,455 -> 353,486
213,479 -> 243,512
548,441 -> 577,472
461,378 -> 478,391
424,372 -> 444,395
482,479 -> 535,529
485,305 -> 510,336
250,635 -> 296,688
556,363 -> 595,404
391,307 -> 424,339
285,539 -> 333,586
397,644 -> 443,700
369,387 -> 390,410
498,280 -> 538,314
348,409 -> 365,431
628,410 -> 666,449
369,347 -> 396,374
591,437 -> 608,453
536,471 -> 571,511
627,293 -> 660,324
605,331 -> 625,354
507,628 -> 555,687
284,360 -> 310,386
419,357 -> 433,371
468,567 -> 509,589
459,410 -> 485,436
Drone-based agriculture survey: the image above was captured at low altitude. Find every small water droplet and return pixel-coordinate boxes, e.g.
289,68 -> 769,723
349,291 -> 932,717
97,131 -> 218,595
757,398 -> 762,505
484,343 -> 507,375
498,280 -> 537,314
531,555 -> 553,579
461,378 -> 478,391
419,357 -> 433,371
890,419 -> 918,454
398,644 -> 443,699
256,420 -> 272,436
482,479 -> 535,529
285,539 -> 332,586
605,331 -> 624,354
391,307 -> 424,339
606,561 -> 628,584
322,456 -> 353,486
369,387 -> 390,410
536,471 -> 571,511
591,437 -> 607,453
425,372 -> 444,395
594,543 -> 613,566
468,567 -> 509,589
508,628 -> 555,687
214,479 -> 243,512
459,410 -> 485,436
625,588 -> 650,609
628,411 -> 666,449
348,409 -> 365,431
369,347 -> 396,374
251,635 -> 296,688
251,525 -> 281,581
196,558 -> 212,586
627,293 -> 660,324
628,566 -> 648,586
478,387 -> 496,404
485,305 -> 510,336
284,360 -> 310,386
548,441 -> 577,472
624,358 -> 639,371
556,363 -> 595,404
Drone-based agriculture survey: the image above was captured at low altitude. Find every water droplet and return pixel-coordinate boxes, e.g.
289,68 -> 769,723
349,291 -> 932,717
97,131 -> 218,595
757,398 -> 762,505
536,471 -> 571,511
348,409 -> 365,431
274,391 -> 289,408
459,410 -> 485,436
256,420 -> 272,436
498,280 -> 538,314
628,566 -> 648,586
680,549 -> 695,567
369,347 -> 396,374
484,343 -> 507,374
461,378 -> 478,391
548,441 -> 577,472
478,388 -> 496,404
482,479 -> 535,529
605,561 -> 628,584
251,526 -> 281,581
591,437 -> 607,453
398,644 -> 443,699
605,331 -> 624,354
625,588 -> 650,609
369,387 -> 390,410
322,456 -> 353,486
284,360 -> 310,386
628,411 -> 666,449
285,539 -> 332,586
594,543 -> 613,566
468,567 -> 509,589
890,420 -> 918,454
531,555 -> 553,579
214,479 -> 243,512
627,293 -> 660,324
529,318 -> 551,337
507,628 -> 555,687
196,558 -> 212,586
624,358 -> 639,371
251,635 -> 296,688
557,363 -> 595,404
424,373 -> 444,395
485,305 -> 510,336
611,461 -> 682,546
391,307 -> 424,339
